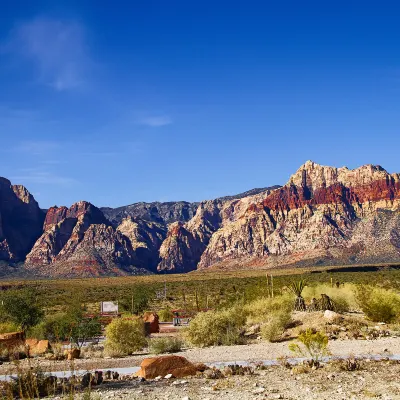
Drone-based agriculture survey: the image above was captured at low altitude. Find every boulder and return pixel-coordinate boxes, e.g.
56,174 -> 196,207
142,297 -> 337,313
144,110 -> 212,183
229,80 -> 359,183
143,312 -> 160,334
64,348 -> 81,360
135,355 -> 201,379
26,339 -> 51,356
324,310 -> 342,322
0,331 -> 25,349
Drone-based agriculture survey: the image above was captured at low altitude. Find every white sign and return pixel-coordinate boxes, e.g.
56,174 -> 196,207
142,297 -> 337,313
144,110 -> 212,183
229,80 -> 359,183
101,301 -> 119,313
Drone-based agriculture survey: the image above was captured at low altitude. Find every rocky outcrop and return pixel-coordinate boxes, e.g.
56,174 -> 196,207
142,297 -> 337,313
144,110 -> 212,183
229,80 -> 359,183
100,187 -> 276,227
117,217 -> 166,272
25,202 -> 141,277
157,187 -> 280,273
0,178 -> 45,262
197,161 -> 400,270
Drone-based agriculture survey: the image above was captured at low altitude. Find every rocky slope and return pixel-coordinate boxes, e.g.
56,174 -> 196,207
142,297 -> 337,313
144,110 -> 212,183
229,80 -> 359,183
195,161 -> 400,271
0,178 -> 45,262
100,201 -> 199,226
100,187 -> 276,227
24,201 -> 166,277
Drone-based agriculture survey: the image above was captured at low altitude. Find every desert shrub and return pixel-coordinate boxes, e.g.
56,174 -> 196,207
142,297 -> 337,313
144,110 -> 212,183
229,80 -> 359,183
355,286 -> 400,323
0,289 -> 44,331
0,322 -> 21,334
104,317 -> 146,356
184,306 -> 246,347
289,329 -> 329,365
260,309 -> 292,342
158,309 -> 174,322
303,283 -> 356,312
244,294 -> 292,325
28,313 -> 72,341
148,337 -> 183,354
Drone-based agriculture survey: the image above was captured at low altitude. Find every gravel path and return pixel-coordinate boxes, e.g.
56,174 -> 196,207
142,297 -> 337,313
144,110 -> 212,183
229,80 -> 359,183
78,359 -> 400,400
2,337 -> 400,375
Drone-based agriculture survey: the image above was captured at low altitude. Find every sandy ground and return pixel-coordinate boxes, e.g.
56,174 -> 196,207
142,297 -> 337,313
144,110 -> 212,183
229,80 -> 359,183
69,359 -> 400,400
2,337 -> 399,375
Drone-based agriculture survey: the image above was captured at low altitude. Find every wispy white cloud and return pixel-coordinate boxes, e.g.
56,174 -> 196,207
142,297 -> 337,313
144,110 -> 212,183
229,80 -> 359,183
13,140 -> 60,156
138,115 -> 173,127
3,17 -> 90,90
11,168 -> 77,186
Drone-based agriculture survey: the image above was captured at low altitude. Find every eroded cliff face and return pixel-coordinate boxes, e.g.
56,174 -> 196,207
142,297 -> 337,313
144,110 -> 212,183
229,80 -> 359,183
157,187 -> 280,273
0,178 -> 45,262
196,161 -> 400,271
26,201 -> 168,277
117,217 -> 167,272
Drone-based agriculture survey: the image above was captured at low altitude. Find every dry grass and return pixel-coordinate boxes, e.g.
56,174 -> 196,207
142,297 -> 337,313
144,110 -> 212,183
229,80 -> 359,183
302,283 -> 357,311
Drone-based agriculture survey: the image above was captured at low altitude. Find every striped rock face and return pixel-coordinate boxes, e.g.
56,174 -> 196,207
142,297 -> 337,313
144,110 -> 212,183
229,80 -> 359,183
159,162 -> 400,272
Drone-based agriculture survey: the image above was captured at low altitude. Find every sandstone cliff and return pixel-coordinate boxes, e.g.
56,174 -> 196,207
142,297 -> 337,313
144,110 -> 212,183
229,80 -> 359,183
0,178 -> 44,262
196,161 -> 400,271
157,187 -> 281,273
3,161 -> 400,278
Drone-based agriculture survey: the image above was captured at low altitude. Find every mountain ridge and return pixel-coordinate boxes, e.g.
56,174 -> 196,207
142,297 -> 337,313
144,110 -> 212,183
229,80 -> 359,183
1,161 -> 400,278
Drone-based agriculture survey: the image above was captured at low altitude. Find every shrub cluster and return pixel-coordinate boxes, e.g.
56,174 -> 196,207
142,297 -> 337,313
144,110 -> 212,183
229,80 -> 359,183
184,306 -> 246,347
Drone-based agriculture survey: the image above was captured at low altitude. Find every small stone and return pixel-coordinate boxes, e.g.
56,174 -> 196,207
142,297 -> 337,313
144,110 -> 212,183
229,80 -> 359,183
253,387 -> 265,394
154,376 -> 162,381
164,374 -> 173,379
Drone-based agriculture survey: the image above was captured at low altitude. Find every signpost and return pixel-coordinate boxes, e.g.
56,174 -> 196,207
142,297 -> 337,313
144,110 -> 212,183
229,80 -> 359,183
100,301 -> 119,315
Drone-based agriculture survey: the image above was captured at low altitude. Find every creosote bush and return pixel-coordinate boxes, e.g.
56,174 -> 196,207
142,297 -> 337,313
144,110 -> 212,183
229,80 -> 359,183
104,317 -> 146,357
148,337 -> 183,354
184,306 -> 246,347
355,286 -> 400,323
289,329 -> 329,365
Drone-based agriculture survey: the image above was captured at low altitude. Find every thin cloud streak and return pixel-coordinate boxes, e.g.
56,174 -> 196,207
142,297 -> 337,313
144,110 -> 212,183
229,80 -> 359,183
13,140 -> 60,155
139,115 -> 172,127
3,17 -> 91,90
11,170 -> 78,186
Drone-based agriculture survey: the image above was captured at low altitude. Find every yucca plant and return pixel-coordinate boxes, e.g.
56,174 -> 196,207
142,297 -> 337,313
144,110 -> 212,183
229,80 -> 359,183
289,280 -> 307,311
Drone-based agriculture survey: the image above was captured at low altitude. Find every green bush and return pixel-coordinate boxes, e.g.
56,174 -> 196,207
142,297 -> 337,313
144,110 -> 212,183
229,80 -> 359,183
104,317 -> 146,356
148,337 -> 183,354
260,309 -> 292,342
158,309 -> 174,322
0,289 -> 44,331
355,286 -> 400,323
184,306 -> 246,347
28,313 -> 72,341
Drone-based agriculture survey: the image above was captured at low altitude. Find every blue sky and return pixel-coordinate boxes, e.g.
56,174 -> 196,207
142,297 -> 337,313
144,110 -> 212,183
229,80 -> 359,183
1,1 -> 400,208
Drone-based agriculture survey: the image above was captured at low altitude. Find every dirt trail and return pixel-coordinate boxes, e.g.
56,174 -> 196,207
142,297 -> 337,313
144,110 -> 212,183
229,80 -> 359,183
1,337 -> 399,375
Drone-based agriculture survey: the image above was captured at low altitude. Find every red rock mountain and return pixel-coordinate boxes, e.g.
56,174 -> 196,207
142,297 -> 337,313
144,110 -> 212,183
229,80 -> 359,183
1,161 -> 400,277
0,178 -> 44,262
